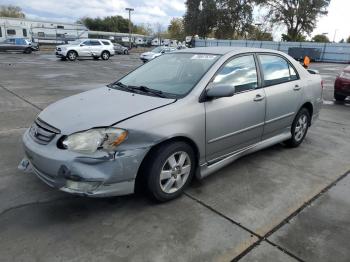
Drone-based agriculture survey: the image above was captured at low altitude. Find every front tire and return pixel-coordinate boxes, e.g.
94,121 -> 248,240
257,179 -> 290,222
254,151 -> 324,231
101,51 -> 110,60
285,108 -> 310,147
123,49 -> 129,55
67,51 -> 77,61
146,142 -> 196,202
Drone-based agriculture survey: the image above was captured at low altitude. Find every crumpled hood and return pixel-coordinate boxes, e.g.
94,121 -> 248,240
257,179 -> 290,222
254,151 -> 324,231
38,87 -> 175,134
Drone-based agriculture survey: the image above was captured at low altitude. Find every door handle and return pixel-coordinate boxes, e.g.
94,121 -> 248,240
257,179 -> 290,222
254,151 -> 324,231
253,94 -> 265,101
293,84 -> 301,91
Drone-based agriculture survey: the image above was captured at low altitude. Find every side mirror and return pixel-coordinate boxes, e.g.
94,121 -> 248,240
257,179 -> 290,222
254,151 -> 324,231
161,50 -> 165,54
206,83 -> 235,99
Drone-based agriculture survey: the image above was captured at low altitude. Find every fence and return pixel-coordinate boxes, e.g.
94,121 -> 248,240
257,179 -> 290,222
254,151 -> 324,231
195,39 -> 350,63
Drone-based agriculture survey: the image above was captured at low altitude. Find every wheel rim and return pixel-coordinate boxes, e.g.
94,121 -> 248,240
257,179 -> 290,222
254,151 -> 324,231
159,151 -> 191,194
103,52 -> 109,59
294,114 -> 308,142
69,52 -> 76,60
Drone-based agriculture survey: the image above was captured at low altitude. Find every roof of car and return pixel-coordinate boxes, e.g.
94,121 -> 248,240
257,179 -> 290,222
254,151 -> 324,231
175,46 -> 284,55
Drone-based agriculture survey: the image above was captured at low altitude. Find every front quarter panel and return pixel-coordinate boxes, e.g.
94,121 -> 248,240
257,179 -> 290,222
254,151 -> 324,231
116,98 -> 206,165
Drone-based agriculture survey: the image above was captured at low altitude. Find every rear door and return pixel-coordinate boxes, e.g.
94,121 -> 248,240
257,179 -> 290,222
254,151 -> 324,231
205,54 -> 266,161
89,40 -> 103,56
257,54 -> 303,139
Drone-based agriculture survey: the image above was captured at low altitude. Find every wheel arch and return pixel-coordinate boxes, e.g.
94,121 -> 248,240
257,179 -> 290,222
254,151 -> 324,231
134,136 -> 200,192
300,101 -> 313,125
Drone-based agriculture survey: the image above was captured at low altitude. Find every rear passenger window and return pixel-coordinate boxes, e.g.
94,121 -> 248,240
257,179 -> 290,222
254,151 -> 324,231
259,55 -> 298,86
213,55 -> 258,93
101,41 -> 110,45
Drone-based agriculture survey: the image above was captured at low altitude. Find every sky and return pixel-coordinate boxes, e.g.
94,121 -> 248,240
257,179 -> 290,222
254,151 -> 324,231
0,0 -> 348,41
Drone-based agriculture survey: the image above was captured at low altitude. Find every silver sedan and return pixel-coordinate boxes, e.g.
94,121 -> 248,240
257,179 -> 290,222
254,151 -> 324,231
19,47 -> 323,202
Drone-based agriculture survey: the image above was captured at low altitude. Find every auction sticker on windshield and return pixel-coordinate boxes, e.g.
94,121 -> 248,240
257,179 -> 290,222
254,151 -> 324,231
191,54 -> 217,60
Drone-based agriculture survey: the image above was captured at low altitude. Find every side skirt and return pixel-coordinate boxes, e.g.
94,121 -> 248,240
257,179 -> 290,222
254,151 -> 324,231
198,131 -> 292,179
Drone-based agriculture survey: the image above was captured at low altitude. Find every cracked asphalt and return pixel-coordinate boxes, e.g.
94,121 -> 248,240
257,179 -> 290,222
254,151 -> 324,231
0,51 -> 349,262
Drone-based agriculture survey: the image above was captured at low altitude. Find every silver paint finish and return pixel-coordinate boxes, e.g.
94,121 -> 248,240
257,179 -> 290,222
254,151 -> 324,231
20,47 -> 322,197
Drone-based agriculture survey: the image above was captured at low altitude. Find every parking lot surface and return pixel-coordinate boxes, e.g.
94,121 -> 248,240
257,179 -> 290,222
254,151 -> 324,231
0,52 -> 349,262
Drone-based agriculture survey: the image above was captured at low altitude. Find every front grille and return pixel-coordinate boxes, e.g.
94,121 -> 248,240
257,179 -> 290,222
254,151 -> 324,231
29,118 -> 61,145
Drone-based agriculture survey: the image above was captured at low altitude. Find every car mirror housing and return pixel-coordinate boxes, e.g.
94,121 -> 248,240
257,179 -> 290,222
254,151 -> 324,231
206,83 -> 235,99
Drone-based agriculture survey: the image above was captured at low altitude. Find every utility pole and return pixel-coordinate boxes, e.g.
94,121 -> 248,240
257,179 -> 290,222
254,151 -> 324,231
125,7 -> 134,49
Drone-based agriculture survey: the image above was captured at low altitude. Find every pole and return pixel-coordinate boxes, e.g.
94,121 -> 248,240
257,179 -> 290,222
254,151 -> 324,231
125,8 -> 134,49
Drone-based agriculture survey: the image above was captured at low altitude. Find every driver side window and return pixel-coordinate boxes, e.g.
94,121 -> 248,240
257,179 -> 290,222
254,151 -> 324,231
213,55 -> 258,93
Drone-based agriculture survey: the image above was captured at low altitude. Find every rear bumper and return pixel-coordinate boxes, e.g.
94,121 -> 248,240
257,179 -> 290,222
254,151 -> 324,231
335,77 -> 350,96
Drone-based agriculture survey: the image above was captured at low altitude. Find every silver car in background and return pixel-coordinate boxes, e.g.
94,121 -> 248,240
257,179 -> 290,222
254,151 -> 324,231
140,46 -> 177,63
19,47 -> 323,202
55,39 -> 115,61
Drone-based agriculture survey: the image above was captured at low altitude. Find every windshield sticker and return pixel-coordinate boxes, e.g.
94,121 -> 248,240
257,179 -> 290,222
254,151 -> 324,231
191,54 -> 217,60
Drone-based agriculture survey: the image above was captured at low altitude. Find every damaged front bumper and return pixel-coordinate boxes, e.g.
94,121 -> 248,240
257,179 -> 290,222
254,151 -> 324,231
19,129 -> 148,197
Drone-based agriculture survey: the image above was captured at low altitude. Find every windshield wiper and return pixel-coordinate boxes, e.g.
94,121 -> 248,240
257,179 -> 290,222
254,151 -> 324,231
135,85 -> 167,98
109,82 -> 168,98
109,82 -> 137,93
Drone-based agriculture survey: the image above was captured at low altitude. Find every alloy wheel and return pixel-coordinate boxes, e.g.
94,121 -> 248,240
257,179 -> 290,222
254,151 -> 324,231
294,114 -> 308,142
159,151 -> 191,194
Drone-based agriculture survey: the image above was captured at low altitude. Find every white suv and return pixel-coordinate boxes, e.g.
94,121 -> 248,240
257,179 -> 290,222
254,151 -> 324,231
55,39 -> 115,61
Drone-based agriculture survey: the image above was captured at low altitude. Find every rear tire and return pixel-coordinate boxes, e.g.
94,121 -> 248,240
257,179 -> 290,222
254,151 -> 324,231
145,141 -> 196,202
67,51 -> 77,61
101,51 -> 110,60
334,93 -> 346,101
285,108 -> 310,148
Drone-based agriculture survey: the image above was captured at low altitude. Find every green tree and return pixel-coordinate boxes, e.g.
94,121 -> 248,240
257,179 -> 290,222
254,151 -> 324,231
281,33 -> 306,42
183,0 -> 217,37
246,25 -> 273,40
80,16 -> 130,33
256,0 -> 331,41
134,23 -> 153,35
312,34 -> 330,42
215,0 -> 255,39
168,18 -> 185,41
0,5 -> 25,18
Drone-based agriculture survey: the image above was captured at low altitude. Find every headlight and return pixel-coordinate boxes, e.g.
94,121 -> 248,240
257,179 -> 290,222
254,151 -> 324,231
62,128 -> 128,154
340,71 -> 350,80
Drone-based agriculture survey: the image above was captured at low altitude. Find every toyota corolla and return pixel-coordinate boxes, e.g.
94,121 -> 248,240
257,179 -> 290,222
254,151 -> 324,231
19,47 -> 323,202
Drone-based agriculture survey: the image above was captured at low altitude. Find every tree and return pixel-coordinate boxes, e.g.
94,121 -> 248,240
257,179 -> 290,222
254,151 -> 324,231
281,33 -> 306,42
168,18 -> 185,41
312,34 -> 330,42
246,25 -> 273,41
134,23 -> 153,35
347,36 -> 350,44
215,0 -> 255,39
256,0 -> 331,41
80,16 -> 130,33
184,0 -> 217,38
0,5 -> 25,18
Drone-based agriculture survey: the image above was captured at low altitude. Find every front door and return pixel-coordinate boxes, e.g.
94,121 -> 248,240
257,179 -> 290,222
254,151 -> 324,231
205,54 -> 266,162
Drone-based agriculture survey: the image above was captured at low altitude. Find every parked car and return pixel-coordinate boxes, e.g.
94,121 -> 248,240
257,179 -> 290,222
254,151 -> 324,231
19,47 -> 322,202
334,66 -> 350,101
0,38 -> 39,54
113,43 -> 129,55
55,39 -> 115,61
139,46 -> 177,63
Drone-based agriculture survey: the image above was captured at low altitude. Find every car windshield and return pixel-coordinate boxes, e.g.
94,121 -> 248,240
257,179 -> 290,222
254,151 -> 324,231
115,53 -> 220,97
151,46 -> 165,53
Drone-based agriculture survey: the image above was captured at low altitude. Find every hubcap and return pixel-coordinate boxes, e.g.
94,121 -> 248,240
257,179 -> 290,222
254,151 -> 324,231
294,114 -> 308,142
103,53 -> 108,59
159,151 -> 191,194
